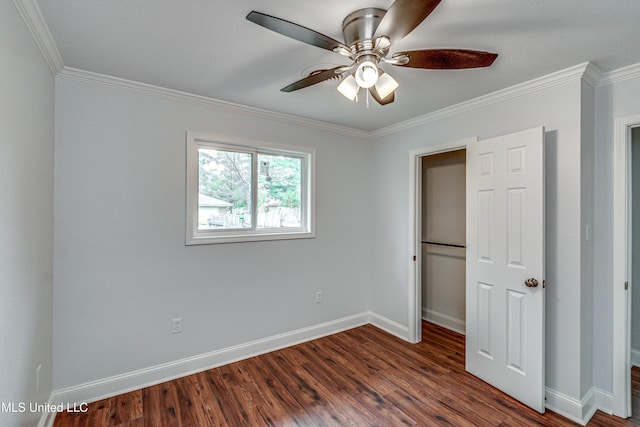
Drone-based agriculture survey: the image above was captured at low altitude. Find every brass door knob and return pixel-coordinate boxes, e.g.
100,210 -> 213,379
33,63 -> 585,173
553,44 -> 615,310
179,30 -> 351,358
525,278 -> 539,288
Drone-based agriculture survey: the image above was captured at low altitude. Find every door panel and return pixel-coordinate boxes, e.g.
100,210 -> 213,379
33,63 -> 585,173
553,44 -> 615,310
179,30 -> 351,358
477,282 -> 494,358
478,190 -> 494,262
466,127 -> 545,413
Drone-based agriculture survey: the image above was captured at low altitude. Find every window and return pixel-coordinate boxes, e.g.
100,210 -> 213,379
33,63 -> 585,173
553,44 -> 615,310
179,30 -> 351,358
186,132 -> 315,244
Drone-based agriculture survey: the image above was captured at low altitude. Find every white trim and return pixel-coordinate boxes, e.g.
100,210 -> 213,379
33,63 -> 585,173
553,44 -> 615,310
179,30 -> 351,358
543,386 -> 613,426
632,349 -> 640,367
544,387 -> 584,424
50,312 -> 380,406
582,62 -> 604,88
598,63 -> 640,87
592,387 -> 615,417
55,62 -> 626,140
12,0 -> 64,74
422,309 -> 466,335
612,114 -> 639,418
57,67 -> 371,139
37,393 -> 56,427
369,312 -> 410,341
374,63 -> 592,138
408,138 -> 476,343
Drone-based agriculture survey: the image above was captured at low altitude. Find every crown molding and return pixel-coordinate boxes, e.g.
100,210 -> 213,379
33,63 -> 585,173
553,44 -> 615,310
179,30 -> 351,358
13,0 -> 64,75
372,62 -> 592,138
582,62 -> 603,88
52,59 -> 640,139
57,67 -> 372,139
598,63 -> 640,87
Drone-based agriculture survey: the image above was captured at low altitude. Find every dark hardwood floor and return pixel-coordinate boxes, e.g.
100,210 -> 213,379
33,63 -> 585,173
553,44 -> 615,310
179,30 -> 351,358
53,322 -> 639,426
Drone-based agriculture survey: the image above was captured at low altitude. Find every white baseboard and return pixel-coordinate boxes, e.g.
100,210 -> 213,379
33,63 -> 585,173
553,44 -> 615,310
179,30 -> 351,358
590,387 -> 614,416
51,312 -> 380,406
631,348 -> 640,367
545,387 -> 586,425
369,312 -> 410,340
545,386 -> 614,426
422,308 -> 465,335
37,393 -> 55,427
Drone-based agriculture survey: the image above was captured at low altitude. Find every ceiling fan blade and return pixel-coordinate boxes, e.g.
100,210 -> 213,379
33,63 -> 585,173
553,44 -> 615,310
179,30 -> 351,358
281,66 -> 345,93
370,87 -> 395,105
392,49 -> 498,69
373,0 -> 442,43
247,11 -> 349,54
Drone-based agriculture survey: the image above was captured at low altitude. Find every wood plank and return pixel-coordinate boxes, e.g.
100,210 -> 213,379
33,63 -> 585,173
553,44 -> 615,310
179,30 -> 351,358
109,390 -> 143,425
142,382 -> 181,427
241,358 -> 317,426
217,362 -> 276,426
262,350 -> 379,426
80,398 -> 111,427
293,341 -> 419,425
174,375 -> 211,427
113,419 -> 144,427
222,358 -> 300,426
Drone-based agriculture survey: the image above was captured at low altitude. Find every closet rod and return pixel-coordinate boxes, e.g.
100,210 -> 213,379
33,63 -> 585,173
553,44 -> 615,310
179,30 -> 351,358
422,241 -> 466,249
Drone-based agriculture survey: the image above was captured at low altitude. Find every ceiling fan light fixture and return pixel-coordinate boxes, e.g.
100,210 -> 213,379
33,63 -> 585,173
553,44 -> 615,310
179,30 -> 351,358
247,2 -> 499,108
374,72 -> 399,99
355,59 -> 379,88
337,74 -> 359,101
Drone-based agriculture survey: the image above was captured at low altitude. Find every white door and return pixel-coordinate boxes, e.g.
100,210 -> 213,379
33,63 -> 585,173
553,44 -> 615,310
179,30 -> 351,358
465,127 -> 546,413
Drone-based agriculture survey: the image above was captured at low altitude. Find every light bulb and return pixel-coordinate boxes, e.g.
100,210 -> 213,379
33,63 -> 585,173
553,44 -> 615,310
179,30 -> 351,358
362,67 -> 377,83
355,60 -> 379,89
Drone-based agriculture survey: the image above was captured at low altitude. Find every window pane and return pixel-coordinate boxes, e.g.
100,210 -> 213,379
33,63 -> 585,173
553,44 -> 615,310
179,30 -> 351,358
257,154 -> 302,229
198,148 -> 252,230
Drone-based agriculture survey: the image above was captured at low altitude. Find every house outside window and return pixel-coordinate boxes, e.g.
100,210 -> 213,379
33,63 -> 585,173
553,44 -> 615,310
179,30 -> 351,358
186,132 -> 315,244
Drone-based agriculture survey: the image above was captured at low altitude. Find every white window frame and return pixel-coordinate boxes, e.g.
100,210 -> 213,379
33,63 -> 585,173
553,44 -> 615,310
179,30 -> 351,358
186,131 -> 315,245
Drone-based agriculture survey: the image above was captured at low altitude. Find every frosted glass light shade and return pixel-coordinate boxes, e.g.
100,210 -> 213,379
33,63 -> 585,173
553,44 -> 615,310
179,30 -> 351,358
374,73 -> 399,100
337,75 -> 359,101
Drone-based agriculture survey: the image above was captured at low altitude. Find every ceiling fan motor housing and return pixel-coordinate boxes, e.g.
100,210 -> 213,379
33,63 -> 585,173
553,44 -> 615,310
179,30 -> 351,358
342,8 -> 386,52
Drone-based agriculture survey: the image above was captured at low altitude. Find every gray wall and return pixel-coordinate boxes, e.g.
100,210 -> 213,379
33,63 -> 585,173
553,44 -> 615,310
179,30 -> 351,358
0,2 -> 55,426
53,78 -> 374,389
421,150 -> 466,334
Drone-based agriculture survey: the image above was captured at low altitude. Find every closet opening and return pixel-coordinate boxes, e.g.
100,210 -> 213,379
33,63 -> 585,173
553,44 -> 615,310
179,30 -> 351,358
420,149 -> 466,336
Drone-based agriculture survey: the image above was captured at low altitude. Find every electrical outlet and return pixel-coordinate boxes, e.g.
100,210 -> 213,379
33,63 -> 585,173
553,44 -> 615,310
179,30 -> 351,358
171,317 -> 182,334
315,291 -> 323,303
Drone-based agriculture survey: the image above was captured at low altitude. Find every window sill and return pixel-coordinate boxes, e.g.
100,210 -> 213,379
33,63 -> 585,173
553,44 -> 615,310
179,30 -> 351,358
186,230 -> 316,245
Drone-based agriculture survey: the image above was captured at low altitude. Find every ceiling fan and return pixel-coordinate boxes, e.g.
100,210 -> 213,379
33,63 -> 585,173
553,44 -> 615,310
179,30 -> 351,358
246,0 -> 498,106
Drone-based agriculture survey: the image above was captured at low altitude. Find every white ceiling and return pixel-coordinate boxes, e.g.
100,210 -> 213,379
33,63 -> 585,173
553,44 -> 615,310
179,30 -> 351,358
37,0 -> 640,131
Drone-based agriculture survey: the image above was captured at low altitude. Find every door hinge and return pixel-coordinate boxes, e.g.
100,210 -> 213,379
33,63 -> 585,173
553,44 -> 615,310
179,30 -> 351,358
413,255 -> 416,261
625,281 -> 629,290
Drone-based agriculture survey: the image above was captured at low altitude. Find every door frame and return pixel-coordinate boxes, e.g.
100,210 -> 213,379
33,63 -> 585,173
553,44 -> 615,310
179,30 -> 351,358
408,137 -> 477,343
613,114 -> 640,417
